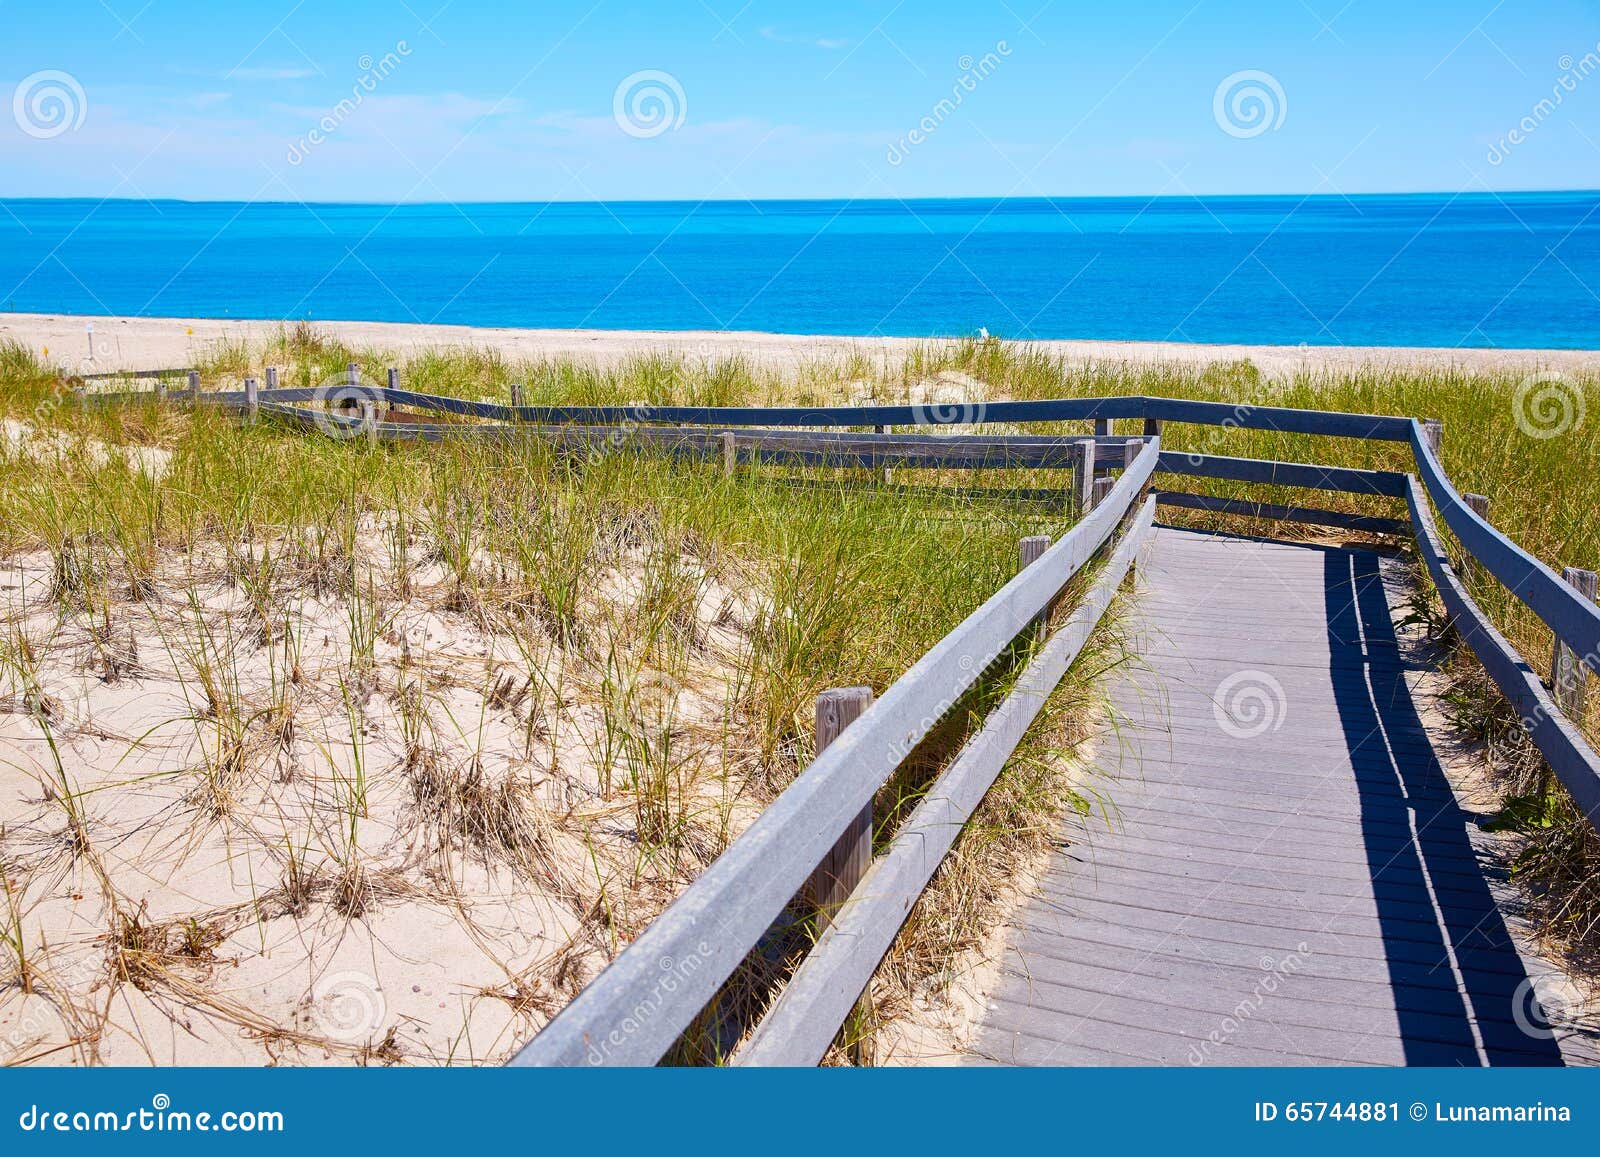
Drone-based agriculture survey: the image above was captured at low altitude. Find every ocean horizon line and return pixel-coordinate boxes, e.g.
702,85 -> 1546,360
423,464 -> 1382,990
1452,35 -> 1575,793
3,189 -> 1600,209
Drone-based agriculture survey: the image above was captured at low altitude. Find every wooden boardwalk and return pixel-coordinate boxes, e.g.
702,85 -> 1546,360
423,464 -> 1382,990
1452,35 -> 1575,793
970,525 -> 1573,1067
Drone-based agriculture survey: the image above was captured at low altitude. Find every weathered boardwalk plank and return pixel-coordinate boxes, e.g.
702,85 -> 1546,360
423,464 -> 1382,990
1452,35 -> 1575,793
968,526 -> 1583,1067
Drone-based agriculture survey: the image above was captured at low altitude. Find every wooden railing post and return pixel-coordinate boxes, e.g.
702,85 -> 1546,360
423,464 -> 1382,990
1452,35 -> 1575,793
510,382 -> 524,409
875,424 -> 892,485
185,370 -> 199,396
360,400 -> 378,447
1072,440 -> 1096,517
1143,416 -> 1163,439
243,377 -> 259,424
721,431 -> 737,477
1021,534 -> 1052,631
1461,494 -> 1490,587
806,684 -> 874,1064
1094,418 -> 1112,437
806,687 -> 875,928
1092,476 -> 1114,510
1422,418 -> 1443,457
1551,567 -> 1598,723
346,361 -> 360,388
73,386 -> 86,412
264,366 -> 278,391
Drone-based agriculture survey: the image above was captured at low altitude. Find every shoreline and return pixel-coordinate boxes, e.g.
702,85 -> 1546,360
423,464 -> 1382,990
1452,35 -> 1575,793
2,311 -> 1596,377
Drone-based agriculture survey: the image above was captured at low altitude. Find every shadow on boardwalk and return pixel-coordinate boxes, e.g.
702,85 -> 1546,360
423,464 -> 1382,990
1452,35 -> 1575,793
968,527 -> 1566,1067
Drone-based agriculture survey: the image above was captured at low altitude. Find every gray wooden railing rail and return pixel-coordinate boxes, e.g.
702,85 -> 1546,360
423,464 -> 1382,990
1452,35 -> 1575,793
508,441 -> 1160,1066
735,493 -> 1157,1065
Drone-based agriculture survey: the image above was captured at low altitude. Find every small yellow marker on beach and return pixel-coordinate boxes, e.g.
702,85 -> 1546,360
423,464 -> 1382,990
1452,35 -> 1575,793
186,327 -> 192,334
41,346 -> 47,356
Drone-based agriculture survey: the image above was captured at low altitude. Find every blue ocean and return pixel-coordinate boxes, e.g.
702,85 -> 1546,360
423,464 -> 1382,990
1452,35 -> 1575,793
1,192 -> 1597,347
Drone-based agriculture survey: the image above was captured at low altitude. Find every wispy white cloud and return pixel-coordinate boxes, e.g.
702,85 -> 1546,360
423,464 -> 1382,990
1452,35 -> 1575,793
760,27 -> 849,50
232,66 -> 320,81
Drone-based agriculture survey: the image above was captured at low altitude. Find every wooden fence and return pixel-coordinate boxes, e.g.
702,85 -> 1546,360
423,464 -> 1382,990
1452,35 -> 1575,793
87,371 -> 1600,1065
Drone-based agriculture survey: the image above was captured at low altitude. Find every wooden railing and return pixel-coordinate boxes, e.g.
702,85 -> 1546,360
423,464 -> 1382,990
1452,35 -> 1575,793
88,372 -> 1600,1065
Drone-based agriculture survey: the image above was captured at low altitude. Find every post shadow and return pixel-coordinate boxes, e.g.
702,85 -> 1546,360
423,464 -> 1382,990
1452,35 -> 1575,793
1323,547 -> 1563,1066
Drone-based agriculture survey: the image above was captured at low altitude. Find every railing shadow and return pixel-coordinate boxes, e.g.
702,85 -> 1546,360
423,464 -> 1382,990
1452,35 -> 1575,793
1325,548 -> 1563,1066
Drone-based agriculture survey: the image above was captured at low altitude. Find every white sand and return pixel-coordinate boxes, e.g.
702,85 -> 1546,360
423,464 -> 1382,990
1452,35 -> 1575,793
4,312 -> 1595,378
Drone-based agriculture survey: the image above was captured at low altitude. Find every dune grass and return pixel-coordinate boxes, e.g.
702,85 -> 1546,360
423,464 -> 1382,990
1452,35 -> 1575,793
3,327 -> 1598,1061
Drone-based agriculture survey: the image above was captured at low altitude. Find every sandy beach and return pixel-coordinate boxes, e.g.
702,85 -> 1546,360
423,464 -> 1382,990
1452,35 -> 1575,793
4,312 -> 1595,378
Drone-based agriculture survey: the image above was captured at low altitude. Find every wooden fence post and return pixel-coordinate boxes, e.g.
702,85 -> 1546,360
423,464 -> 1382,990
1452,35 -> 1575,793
1072,440 -> 1097,518
264,366 -> 278,391
1092,476 -> 1114,510
1094,418 -> 1112,437
804,686 -> 875,1064
1551,567 -> 1598,725
73,386 -> 87,412
243,377 -> 259,424
1021,534 -> 1052,631
510,382 -> 524,409
1462,494 -> 1490,587
806,686 -> 875,929
346,361 -> 360,388
361,400 -> 378,447
186,370 -> 199,396
876,424 -> 892,485
1143,416 -> 1163,439
1422,419 -> 1443,457
721,431 -> 737,477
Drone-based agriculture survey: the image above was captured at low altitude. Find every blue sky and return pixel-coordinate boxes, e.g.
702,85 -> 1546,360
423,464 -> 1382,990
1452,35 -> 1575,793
3,0 -> 1599,202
